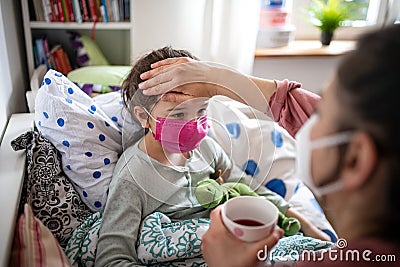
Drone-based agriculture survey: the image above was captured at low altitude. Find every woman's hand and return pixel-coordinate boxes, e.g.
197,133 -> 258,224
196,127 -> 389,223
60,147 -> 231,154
139,58 -> 219,99
202,206 -> 284,267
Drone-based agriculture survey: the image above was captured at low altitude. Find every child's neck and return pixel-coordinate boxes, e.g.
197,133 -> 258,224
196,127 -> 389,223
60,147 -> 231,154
139,133 -> 190,166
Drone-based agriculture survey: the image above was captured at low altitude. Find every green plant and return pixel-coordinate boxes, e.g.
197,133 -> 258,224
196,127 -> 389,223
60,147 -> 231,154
306,0 -> 361,34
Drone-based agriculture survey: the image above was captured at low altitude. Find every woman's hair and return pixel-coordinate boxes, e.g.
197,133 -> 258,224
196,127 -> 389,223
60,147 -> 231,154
121,46 -> 198,114
336,25 -> 400,241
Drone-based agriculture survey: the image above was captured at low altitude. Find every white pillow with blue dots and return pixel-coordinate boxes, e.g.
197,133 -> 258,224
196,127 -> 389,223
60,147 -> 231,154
35,69 -> 140,211
207,97 -> 337,241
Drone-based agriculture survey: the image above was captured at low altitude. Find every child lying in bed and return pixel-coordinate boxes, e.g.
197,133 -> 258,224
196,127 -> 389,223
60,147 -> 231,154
95,46 -> 329,266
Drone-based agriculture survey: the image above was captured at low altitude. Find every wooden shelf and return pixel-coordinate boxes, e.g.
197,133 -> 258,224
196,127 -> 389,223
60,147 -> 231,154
30,21 -> 132,30
255,40 -> 356,57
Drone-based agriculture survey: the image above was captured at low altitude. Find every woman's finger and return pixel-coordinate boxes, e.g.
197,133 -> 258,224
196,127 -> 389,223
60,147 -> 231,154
141,57 -> 193,80
254,228 -> 283,251
140,66 -> 168,80
150,57 -> 192,69
139,73 -> 172,92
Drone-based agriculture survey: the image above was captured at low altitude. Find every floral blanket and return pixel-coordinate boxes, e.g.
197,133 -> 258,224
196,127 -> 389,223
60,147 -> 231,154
65,212 -> 332,266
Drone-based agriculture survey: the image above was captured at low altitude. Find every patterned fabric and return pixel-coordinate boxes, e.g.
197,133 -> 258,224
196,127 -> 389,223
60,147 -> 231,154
10,204 -> 71,267
34,70 -> 139,211
65,212 -> 209,266
65,212 -> 103,267
11,131 -> 93,248
137,212 -> 209,265
269,234 -> 333,265
65,211 -> 332,267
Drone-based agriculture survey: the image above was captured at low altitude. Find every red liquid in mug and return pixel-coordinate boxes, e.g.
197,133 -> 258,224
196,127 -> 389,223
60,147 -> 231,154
234,219 -> 264,226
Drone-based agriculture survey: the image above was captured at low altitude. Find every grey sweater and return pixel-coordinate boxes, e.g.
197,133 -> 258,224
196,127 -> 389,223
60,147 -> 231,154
95,136 -> 289,266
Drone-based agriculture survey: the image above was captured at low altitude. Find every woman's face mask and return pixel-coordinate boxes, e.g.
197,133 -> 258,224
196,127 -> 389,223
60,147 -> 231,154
144,108 -> 209,153
295,114 -> 353,197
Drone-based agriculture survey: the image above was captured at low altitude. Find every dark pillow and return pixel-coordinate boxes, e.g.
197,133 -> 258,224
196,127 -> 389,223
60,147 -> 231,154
11,131 -> 93,248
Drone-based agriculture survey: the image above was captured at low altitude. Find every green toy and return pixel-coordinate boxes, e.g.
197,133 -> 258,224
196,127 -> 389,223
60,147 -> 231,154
195,178 -> 301,236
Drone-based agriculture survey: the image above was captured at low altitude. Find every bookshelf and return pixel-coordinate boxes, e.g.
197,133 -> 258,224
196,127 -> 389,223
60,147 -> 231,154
21,0 -> 134,78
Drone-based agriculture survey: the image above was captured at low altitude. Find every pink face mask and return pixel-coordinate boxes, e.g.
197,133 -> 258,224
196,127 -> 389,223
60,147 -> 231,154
144,108 -> 209,153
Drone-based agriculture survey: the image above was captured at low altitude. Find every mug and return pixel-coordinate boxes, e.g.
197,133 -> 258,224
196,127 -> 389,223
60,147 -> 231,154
221,196 -> 278,242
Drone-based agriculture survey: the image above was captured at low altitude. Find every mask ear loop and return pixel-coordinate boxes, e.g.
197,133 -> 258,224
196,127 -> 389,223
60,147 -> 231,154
142,107 -> 160,135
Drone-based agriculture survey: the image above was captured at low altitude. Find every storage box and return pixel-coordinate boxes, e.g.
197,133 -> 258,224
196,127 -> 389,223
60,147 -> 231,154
256,25 -> 296,48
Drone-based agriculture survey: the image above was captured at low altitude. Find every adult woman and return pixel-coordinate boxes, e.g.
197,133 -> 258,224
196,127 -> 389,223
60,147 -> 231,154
139,25 -> 400,266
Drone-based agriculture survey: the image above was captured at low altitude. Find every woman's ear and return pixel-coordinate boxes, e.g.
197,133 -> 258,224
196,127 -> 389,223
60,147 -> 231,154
133,106 -> 149,128
341,132 -> 377,190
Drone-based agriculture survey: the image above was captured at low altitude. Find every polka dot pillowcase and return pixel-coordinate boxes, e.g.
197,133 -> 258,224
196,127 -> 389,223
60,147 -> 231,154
35,69 -> 139,211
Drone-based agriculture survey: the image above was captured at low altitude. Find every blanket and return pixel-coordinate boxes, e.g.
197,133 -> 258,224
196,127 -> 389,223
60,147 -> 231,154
65,212 -> 332,266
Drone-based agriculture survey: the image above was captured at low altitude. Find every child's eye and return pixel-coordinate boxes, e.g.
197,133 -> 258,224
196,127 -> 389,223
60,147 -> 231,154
169,112 -> 185,119
198,108 -> 207,116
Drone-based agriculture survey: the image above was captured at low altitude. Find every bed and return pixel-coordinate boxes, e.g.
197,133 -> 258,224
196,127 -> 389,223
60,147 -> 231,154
0,67 -> 336,266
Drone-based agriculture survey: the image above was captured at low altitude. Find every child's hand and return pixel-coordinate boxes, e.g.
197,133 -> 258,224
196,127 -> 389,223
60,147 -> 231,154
285,208 -> 331,241
300,221 -> 331,241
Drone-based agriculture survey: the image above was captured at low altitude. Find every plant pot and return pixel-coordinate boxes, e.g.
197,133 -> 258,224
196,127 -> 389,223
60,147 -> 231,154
321,31 -> 333,46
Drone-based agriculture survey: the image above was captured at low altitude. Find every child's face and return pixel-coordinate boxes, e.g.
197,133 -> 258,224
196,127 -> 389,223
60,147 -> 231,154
150,97 -> 209,122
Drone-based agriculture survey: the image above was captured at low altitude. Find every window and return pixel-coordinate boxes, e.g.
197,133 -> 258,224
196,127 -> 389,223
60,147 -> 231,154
288,0 -> 400,40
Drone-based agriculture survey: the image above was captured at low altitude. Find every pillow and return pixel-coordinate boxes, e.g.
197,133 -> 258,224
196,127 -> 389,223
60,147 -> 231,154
34,69 -> 140,211
207,96 -> 337,241
67,65 -> 131,95
10,204 -> 71,267
288,183 -> 338,242
69,31 -> 109,67
11,131 -> 93,248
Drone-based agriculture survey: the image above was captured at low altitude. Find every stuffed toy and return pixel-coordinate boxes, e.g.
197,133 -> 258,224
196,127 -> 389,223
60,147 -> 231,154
195,176 -> 301,236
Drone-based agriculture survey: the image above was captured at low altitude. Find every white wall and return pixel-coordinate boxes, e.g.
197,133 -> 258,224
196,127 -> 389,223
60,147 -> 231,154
0,0 -> 28,141
253,56 -> 345,94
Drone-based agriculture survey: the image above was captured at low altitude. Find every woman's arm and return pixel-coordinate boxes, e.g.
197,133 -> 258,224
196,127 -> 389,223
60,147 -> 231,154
138,58 -> 277,113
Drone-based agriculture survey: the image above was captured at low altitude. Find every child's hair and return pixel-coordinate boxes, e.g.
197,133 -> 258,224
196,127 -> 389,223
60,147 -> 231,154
121,46 -> 199,114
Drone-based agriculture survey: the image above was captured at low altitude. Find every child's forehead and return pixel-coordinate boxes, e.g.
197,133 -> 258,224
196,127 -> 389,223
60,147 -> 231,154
157,97 -> 209,111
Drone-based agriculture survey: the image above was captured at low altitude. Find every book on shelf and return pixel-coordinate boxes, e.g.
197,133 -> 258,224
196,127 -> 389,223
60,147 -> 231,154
33,36 -> 53,69
111,0 -> 120,21
56,0 -> 66,22
100,0 -> 109,22
50,0 -> 59,21
106,0 -> 113,22
33,37 -> 72,74
50,45 -> 72,74
33,0 -> 45,21
81,0 -> 90,22
88,0 -> 99,22
29,0 -> 130,22
72,0 -> 83,23
64,0 -> 76,22
124,0 -> 129,21
42,0 -> 53,22
34,38 -> 47,67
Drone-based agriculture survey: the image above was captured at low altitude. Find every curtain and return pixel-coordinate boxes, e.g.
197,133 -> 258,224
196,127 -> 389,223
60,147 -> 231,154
131,0 -> 260,74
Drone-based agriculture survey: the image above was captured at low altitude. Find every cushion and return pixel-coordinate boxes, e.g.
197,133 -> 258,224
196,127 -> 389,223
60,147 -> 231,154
69,31 -> 109,67
67,65 -> 131,95
10,204 -> 71,267
11,131 -> 93,248
34,69 -> 140,211
207,96 -> 337,241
